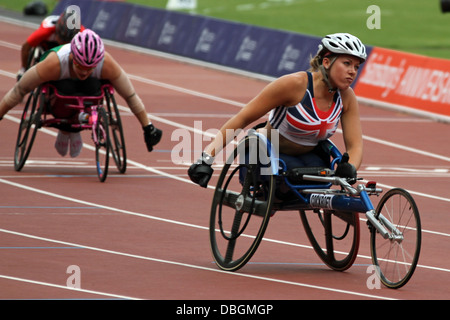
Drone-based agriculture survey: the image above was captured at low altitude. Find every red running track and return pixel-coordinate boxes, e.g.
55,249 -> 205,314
0,20 -> 449,301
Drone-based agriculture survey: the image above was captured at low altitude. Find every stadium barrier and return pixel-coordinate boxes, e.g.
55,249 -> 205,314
53,0 -> 449,122
354,47 -> 450,122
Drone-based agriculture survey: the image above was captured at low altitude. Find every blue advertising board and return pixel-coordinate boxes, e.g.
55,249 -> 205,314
52,0 -> 371,80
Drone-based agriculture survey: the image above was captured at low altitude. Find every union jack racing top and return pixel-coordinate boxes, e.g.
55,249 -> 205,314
269,72 -> 343,147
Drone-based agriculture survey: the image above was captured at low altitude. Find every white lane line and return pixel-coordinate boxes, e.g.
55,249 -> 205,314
1,176 -> 449,271
0,273 -> 140,300
0,228 -> 396,300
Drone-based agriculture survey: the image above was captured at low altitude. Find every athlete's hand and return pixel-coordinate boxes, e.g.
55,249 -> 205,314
188,153 -> 214,188
143,124 -> 162,152
335,152 -> 357,184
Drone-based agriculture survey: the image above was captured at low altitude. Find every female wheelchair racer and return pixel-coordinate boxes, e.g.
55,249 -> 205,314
0,29 -> 162,156
188,33 -> 421,289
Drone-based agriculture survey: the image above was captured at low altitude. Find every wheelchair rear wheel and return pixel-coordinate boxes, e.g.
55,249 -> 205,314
25,47 -> 43,70
94,107 -> 110,182
104,88 -> 126,173
370,188 -> 421,289
14,88 -> 43,171
299,209 -> 360,271
210,134 -> 275,271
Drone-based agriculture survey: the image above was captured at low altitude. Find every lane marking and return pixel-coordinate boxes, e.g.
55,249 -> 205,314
0,273 -> 140,300
0,228 -> 396,300
1,177 -> 449,270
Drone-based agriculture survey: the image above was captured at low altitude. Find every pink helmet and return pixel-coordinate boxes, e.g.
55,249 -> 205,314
71,29 -> 104,68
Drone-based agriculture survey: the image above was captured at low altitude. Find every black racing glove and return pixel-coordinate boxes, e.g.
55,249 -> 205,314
188,152 -> 214,188
143,124 -> 162,152
335,152 -> 357,184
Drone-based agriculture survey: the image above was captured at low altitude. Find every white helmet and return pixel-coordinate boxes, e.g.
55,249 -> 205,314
318,33 -> 367,62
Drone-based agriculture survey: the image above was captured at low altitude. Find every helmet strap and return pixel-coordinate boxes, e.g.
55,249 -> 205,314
319,56 -> 338,93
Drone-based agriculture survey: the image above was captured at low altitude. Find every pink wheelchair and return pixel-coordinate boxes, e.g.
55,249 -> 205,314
14,79 -> 126,182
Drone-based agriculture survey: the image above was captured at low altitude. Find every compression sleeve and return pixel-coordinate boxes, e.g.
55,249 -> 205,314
3,65 -> 42,107
110,68 -> 145,115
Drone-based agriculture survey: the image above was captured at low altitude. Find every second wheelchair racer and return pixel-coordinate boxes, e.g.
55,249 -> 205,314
18,6 -> 85,80
0,29 -> 162,157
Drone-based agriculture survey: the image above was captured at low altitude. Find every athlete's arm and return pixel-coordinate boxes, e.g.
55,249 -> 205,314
0,52 -> 60,117
340,88 -> 363,169
101,52 -> 149,127
204,72 -> 307,156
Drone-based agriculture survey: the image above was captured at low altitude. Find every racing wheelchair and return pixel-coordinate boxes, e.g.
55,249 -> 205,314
14,79 -> 127,182
209,129 -> 421,289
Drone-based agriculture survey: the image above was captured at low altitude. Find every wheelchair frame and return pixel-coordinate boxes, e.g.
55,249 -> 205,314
209,129 -> 421,289
13,81 -> 127,182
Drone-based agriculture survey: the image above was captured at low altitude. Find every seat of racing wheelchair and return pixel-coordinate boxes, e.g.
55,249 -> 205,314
47,78 -> 103,97
44,78 -> 105,119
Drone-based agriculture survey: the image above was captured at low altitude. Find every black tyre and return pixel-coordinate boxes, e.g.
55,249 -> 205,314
25,46 -> 43,70
104,88 -> 126,173
300,208 -> 360,271
94,107 -> 110,182
14,88 -> 43,171
210,133 -> 275,271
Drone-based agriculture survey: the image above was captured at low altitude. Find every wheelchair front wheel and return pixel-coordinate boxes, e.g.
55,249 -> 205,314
299,209 -> 360,271
14,89 -> 43,171
94,107 -> 110,182
370,188 -> 421,289
209,134 -> 275,271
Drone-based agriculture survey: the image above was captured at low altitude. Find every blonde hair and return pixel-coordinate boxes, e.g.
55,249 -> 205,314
308,54 -> 321,72
308,51 -> 337,72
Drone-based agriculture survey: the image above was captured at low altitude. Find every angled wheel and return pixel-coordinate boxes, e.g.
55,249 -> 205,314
104,88 -> 126,173
94,107 -> 110,182
370,188 -> 421,289
300,209 -> 360,271
25,46 -> 43,70
14,88 -> 43,171
210,133 -> 276,271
